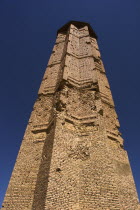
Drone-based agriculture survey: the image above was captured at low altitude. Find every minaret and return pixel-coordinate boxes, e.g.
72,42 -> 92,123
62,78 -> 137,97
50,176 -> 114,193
2,21 -> 139,209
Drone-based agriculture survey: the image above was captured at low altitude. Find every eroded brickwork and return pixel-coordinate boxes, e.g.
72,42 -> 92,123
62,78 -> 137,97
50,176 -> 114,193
2,21 -> 139,209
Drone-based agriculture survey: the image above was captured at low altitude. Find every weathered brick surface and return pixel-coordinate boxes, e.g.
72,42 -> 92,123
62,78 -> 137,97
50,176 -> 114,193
2,21 -> 139,209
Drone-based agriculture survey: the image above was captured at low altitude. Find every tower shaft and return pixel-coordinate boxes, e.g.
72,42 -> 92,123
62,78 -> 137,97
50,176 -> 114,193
2,21 -> 139,209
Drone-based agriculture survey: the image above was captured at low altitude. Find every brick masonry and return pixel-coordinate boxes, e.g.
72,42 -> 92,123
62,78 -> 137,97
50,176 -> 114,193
2,21 -> 140,209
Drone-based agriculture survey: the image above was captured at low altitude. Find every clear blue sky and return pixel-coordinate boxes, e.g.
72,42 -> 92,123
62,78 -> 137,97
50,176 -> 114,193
0,0 -> 139,206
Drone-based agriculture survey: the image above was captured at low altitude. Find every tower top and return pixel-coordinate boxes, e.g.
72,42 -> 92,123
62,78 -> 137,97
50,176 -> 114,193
57,20 -> 98,39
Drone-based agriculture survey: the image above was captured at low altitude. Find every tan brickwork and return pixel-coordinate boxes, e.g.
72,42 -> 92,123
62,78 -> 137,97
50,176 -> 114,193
2,21 -> 139,209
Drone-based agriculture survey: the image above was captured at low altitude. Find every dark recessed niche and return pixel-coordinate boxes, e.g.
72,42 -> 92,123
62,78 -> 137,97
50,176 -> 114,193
56,168 -> 61,172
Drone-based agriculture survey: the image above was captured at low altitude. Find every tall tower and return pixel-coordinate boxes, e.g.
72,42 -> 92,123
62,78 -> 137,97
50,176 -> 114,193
2,21 -> 139,209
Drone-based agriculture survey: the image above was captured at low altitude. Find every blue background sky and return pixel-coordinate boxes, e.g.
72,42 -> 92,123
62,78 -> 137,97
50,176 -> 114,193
0,0 -> 139,206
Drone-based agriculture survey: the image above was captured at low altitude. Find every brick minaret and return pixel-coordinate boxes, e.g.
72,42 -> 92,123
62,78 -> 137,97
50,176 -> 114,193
2,21 -> 139,209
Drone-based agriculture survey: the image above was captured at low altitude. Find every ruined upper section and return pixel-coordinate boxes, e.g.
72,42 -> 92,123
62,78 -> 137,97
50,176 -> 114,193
57,21 -> 98,39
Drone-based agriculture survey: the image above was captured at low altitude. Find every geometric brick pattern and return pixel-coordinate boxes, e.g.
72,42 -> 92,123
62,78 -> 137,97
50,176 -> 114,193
2,21 -> 140,209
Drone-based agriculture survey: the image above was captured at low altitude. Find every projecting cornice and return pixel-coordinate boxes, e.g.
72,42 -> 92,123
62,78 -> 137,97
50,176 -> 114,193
57,20 -> 98,39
